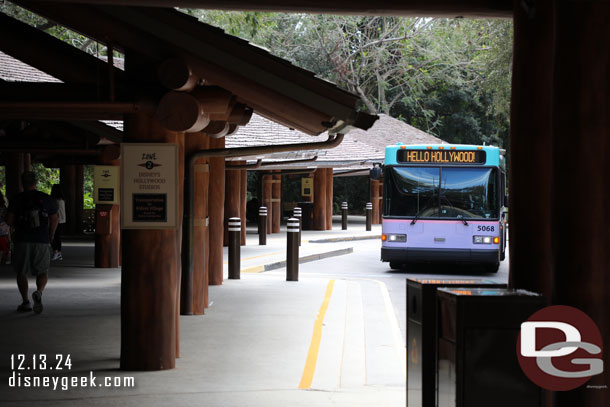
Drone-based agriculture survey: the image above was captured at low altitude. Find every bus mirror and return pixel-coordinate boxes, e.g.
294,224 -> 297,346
370,167 -> 382,180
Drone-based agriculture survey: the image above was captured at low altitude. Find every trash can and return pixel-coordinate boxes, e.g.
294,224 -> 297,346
298,201 -> 314,230
436,288 -> 546,407
407,278 -> 506,407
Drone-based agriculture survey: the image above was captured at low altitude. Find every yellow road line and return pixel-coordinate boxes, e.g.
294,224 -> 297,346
298,279 -> 335,390
223,251 -> 284,265
241,265 -> 265,274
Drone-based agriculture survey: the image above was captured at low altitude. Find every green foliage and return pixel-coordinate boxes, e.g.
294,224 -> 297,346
1,2 -> 117,56
188,11 -> 512,150
31,163 -> 59,195
83,192 -> 95,209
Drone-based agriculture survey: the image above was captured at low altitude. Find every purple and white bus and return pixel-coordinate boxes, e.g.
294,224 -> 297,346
378,144 -> 507,273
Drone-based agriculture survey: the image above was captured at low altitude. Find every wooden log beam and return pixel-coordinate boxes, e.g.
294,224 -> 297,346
0,101 -> 152,121
0,12 -> 126,86
158,57 -> 199,92
208,136 -> 225,286
156,91 -> 211,132
203,120 -> 230,138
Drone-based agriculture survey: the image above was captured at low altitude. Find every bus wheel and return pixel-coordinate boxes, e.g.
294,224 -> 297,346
484,263 -> 500,273
389,262 -> 403,270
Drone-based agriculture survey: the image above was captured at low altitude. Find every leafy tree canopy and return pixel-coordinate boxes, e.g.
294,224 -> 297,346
186,10 -> 512,150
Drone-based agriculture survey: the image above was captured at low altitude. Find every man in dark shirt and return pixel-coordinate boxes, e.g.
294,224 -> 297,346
7,172 -> 59,314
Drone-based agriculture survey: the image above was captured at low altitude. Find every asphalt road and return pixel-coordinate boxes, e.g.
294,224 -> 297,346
297,239 -> 510,344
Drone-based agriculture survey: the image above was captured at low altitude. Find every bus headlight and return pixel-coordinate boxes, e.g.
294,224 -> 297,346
473,236 -> 495,244
387,234 -> 406,242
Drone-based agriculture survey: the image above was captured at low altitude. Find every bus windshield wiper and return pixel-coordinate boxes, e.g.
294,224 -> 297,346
411,194 -> 436,225
410,205 -> 432,225
457,214 -> 469,226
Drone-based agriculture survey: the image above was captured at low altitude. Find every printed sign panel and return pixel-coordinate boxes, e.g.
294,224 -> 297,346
121,143 -> 178,229
93,166 -> 120,204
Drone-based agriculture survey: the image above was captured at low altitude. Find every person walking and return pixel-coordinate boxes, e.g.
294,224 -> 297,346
50,184 -> 66,261
7,172 -> 58,314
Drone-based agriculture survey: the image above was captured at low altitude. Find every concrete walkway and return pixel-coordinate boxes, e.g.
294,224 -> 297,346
0,220 -> 405,407
232,215 -> 380,274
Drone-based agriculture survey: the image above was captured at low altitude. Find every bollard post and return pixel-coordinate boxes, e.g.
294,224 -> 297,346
341,201 -> 348,230
258,206 -> 267,245
228,217 -> 241,279
286,217 -> 299,281
365,202 -> 372,231
293,207 -> 302,246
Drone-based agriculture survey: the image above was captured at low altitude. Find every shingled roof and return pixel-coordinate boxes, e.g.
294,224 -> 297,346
0,50 -> 60,83
225,113 -> 446,169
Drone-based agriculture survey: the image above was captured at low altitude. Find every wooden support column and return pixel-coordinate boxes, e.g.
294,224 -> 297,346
5,153 -> 25,200
240,169 -> 247,245
313,169 -> 327,231
60,165 -> 79,235
511,1 -> 610,403
370,179 -> 380,225
208,136 -> 225,286
175,132 -> 185,357
94,156 -> 121,268
550,2 -> 610,402
377,177 -> 383,225
272,172 -> 281,233
509,0 -> 554,298
263,174 -> 273,234
121,112 -> 181,371
184,133 -> 210,315
224,161 -> 242,245
325,168 -> 333,230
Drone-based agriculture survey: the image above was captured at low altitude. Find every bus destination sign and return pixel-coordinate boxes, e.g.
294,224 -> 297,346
397,149 -> 486,164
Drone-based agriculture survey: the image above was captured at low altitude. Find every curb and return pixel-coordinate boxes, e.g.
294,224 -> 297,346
307,235 -> 381,243
242,247 -> 354,273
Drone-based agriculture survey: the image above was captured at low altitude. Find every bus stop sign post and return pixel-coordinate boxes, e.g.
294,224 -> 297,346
365,202 -> 372,231
341,201 -> 348,230
258,206 -> 267,245
228,217 -> 241,279
286,218 -> 299,281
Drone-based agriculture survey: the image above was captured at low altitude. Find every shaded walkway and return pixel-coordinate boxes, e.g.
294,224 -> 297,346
0,225 -> 403,407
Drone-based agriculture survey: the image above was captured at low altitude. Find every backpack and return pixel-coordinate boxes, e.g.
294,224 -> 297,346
17,192 -> 48,232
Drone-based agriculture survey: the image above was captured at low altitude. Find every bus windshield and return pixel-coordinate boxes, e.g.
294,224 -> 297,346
384,166 -> 499,220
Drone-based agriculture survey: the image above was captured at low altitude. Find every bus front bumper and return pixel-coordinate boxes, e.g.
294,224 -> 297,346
381,247 -> 499,264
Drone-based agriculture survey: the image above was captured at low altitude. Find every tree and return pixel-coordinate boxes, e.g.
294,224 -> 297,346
191,10 -> 512,149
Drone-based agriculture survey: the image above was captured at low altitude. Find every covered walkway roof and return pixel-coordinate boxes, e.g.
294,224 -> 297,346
1,3 -> 376,147
225,113 -> 445,171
